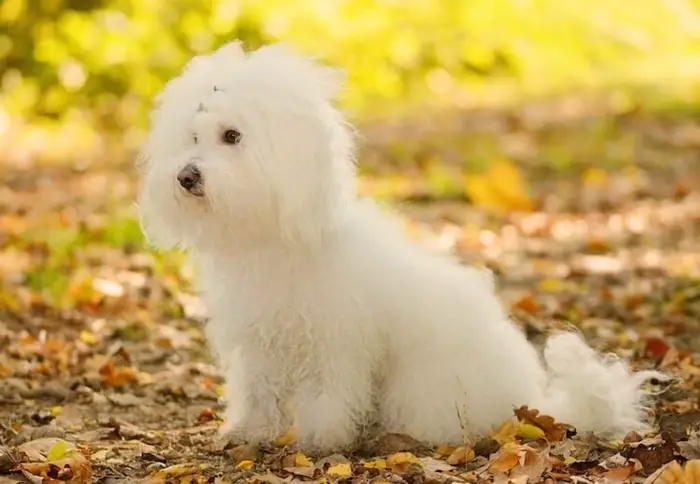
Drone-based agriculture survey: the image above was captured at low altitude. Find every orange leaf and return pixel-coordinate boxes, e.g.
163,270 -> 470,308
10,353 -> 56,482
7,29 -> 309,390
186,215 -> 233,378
98,360 -> 136,387
512,295 -> 541,314
489,450 -> 519,474
514,406 -> 572,442
197,409 -> 218,424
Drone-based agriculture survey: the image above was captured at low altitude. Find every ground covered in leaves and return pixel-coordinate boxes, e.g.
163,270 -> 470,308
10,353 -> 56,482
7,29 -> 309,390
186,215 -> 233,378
2,100 -> 700,483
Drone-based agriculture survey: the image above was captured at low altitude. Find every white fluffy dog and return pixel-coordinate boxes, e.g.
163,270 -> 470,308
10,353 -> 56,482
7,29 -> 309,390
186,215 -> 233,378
137,41 -> 665,453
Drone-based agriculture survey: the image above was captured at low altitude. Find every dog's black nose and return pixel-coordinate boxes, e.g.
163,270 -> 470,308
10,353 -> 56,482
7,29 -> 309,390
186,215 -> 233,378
177,164 -> 201,190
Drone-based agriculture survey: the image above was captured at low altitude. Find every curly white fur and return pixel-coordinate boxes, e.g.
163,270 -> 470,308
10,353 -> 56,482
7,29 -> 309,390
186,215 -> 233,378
137,41 -> 666,453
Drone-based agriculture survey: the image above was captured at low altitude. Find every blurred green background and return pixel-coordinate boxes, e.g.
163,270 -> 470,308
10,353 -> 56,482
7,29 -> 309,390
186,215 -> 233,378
2,0 -> 700,170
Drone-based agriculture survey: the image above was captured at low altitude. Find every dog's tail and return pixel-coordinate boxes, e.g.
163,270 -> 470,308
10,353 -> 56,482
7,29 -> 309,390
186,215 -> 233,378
532,332 -> 667,437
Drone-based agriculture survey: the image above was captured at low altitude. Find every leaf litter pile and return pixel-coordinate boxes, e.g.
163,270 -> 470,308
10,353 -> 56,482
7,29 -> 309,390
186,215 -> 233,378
2,102 -> 700,483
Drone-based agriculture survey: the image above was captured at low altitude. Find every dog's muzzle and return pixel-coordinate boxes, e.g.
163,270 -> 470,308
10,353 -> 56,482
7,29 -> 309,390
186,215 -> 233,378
177,162 -> 204,197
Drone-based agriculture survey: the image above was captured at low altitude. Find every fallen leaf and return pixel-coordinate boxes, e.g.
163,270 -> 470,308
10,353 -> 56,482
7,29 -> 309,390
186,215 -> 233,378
196,408 -> 218,424
79,330 -> 98,345
512,295 -> 541,314
362,458 -> 387,470
283,466 -> 318,478
436,445 -> 457,457
446,446 -> 475,465
151,463 -> 208,479
236,460 -> 254,470
658,459 -> 700,484
489,449 -> 520,474
421,457 -> 455,472
99,360 -> 136,387
276,429 -> 296,446
492,419 -> 518,445
18,438 -> 75,462
645,337 -> 672,359
622,432 -> 680,474
326,463 -> 352,478
511,446 -> 551,482
386,452 -> 423,474
516,423 -> 546,441
18,451 -> 92,484
464,159 -> 533,213
605,464 -> 638,483
514,406 -> 572,442
294,452 -> 313,467
47,439 -> 72,461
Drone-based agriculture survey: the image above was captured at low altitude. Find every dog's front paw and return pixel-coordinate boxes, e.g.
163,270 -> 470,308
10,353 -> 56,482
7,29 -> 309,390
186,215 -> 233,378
219,416 -> 287,447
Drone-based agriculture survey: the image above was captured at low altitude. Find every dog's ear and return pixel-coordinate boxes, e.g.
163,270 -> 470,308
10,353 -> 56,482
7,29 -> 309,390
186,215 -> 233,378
249,43 -> 345,101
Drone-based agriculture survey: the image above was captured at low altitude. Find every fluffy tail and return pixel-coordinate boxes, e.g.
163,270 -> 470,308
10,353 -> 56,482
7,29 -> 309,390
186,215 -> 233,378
533,332 -> 668,438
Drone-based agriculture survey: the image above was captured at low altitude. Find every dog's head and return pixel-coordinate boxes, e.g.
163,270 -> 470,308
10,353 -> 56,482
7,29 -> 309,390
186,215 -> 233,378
136,41 -> 356,251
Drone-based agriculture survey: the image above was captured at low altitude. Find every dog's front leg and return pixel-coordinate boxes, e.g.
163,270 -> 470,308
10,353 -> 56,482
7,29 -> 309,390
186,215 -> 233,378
218,350 -> 292,445
295,362 -> 372,454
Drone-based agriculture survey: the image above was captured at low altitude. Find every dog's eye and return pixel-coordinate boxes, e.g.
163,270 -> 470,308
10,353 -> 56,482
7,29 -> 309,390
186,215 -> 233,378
222,129 -> 241,145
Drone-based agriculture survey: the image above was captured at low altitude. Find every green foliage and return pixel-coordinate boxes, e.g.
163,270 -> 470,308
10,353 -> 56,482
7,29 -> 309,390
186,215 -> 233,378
2,0 -> 700,139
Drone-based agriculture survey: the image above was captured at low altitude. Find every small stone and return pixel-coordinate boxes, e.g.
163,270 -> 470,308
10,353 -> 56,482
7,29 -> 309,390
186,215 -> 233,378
31,425 -> 66,440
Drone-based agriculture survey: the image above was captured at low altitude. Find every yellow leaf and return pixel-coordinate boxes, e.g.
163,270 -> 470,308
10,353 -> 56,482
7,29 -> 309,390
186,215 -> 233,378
295,452 -> 313,467
80,330 -> 98,345
436,445 -> 457,457
47,440 -> 69,461
659,460 -> 700,484
538,278 -> 565,293
387,452 -> 422,473
92,449 -> 109,461
276,428 -> 297,446
235,460 -> 254,470
582,167 -> 609,187
492,419 -> 518,445
50,406 -> 63,416
464,159 -> 533,213
446,446 -> 475,465
516,423 -> 546,441
327,463 -> 352,477
152,463 -> 208,479
363,459 -> 387,470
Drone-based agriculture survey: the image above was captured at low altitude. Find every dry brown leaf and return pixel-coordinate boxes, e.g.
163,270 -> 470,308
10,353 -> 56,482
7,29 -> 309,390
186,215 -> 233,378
283,466 -> 318,479
17,451 -> 92,484
511,446 -> 552,482
514,406 -> 572,442
605,464 -> 638,483
623,432 -> 680,474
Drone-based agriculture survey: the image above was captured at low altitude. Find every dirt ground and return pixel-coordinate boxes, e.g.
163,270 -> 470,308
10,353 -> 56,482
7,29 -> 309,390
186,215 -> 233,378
2,103 -> 700,483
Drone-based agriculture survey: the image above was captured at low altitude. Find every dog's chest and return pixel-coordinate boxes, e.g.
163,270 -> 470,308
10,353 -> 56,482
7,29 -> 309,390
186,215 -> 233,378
196,252 -> 361,363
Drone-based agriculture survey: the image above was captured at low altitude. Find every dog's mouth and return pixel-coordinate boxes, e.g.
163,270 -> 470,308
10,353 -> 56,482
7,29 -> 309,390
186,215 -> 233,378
177,163 -> 206,197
